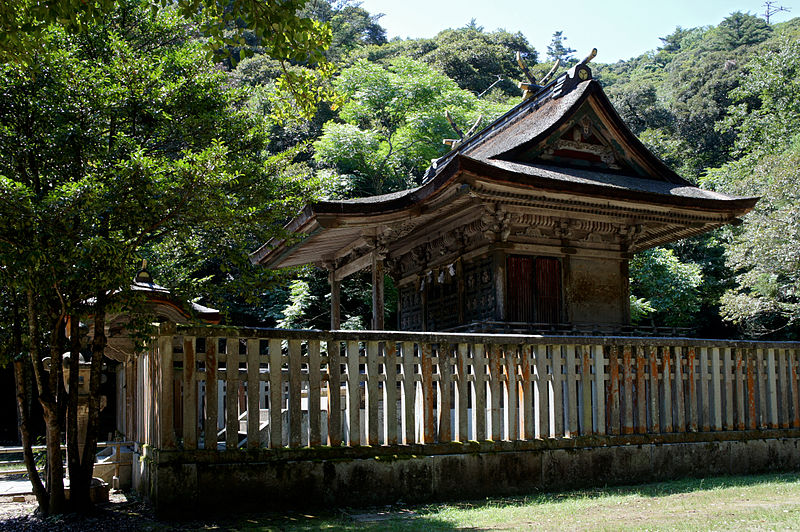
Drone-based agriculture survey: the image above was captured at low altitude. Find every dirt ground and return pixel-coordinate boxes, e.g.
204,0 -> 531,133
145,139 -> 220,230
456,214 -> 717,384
0,492 -> 163,531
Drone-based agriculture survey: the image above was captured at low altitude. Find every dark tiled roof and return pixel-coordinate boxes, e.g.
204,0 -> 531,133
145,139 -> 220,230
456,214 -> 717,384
481,159 -> 736,202
463,82 -> 590,161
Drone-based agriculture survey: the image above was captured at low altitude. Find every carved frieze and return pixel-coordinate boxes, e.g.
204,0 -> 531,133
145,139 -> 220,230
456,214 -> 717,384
507,212 -> 651,247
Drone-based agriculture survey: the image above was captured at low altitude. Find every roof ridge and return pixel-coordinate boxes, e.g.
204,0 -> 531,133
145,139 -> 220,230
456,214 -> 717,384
422,65 -> 596,184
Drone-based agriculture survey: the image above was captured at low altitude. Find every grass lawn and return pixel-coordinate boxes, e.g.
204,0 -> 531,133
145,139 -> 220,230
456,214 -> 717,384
5,472 -> 800,530
231,472 -> 800,531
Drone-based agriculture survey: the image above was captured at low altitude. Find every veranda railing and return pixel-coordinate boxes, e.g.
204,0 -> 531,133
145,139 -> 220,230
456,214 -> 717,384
140,325 -> 800,452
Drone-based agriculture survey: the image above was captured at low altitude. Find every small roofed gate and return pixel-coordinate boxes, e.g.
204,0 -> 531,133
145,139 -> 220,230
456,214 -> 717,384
507,256 -> 562,324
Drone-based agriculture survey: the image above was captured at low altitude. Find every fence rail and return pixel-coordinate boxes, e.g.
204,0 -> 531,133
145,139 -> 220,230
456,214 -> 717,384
144,325 -> 800,451
0,441 -> 132,477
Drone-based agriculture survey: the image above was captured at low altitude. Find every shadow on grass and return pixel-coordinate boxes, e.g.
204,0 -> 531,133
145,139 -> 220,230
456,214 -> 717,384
7,472 -> 798,531
174,471 -> 800,531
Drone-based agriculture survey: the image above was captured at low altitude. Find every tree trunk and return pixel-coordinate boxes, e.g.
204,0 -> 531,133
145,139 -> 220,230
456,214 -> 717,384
45,322 -> 68,514
13,359 -> 47,510
78,292 -> 108,510
25,289 -> 67,515
66,315 -> 87,510
42,404 -> 65,514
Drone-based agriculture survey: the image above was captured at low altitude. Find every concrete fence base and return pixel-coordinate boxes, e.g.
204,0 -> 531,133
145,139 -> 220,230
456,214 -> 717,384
134,431 -> 800,517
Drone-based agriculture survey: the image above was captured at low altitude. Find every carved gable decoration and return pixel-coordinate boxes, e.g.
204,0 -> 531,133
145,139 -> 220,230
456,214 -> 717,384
500,107 -> 643,176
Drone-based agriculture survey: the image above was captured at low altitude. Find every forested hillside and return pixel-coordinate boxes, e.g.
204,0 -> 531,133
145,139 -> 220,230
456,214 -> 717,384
146,5 -> 800,339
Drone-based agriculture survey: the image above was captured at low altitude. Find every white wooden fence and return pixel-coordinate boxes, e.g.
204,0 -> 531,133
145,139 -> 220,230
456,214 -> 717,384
137,325 -> 800,451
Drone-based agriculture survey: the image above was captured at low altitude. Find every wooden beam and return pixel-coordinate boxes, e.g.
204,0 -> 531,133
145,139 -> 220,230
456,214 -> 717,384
333,253 -> 372,281
334,237 -> 368,261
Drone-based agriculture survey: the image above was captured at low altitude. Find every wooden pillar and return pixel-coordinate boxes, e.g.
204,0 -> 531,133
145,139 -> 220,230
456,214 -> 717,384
562,255 -> 573,324
456,260 -> 465,326
329,269 -> 341,330
372,252 -> 385,330
421,276 -> 428,332
620,258 -> 631,324
493,250 -> 506,321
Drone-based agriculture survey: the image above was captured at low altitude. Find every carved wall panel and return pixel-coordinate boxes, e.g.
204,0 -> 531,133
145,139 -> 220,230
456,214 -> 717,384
425,276 -> 459,332
399,284 -> 423,331
463,257 -> 495,323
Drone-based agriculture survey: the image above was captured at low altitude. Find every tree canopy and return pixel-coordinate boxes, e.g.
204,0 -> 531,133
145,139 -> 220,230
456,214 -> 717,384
0,2 -> 317,513
313,57 -> 510,197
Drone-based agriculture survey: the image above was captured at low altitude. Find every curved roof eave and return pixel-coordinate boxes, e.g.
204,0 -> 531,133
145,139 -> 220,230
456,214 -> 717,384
458,156 -> 759,214
250,160 -> 467,267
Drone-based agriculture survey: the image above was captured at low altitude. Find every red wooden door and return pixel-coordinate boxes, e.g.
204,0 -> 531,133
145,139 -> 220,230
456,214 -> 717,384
507,255 -> 562,324
535,257 -> 561,324
507,256 -> 534,322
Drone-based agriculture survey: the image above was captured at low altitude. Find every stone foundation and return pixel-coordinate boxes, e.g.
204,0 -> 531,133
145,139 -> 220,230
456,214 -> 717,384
135,430 -> 800,517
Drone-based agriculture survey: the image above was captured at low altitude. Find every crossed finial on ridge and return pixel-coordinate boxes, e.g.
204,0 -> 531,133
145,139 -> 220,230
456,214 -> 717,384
517,48 -> 597,99
443,110 -> 484,149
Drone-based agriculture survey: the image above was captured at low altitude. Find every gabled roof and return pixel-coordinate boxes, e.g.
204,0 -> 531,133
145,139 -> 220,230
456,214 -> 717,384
252,65 -> 757,270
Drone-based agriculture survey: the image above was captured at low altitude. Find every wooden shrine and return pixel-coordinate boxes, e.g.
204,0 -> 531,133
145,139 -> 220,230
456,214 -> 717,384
252,58 -> 757,334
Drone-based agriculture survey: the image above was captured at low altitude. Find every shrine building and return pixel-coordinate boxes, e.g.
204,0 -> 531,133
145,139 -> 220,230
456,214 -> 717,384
251,59 -> 757,334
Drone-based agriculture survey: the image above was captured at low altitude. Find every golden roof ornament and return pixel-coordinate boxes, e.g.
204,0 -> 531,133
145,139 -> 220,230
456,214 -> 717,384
519,48 -> 597,100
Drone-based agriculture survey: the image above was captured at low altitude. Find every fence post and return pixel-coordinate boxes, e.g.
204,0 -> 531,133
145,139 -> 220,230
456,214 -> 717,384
735,348 -> 745,430
346,340 -> 361,446
384,341 -> 398,445
225,336 -> 239,449
421,342 -> 436,443
366,341 -> 380,445
474,343 -> 487,441
580,345 -> 592,436
767,348 -> 778,429
622,346 -> 633,435
674,347 -> 685,432
648,346 -> 659,434
308,340 -> 322,447
635,346 -> 646,434
205,337 -> 218,449
535,344 -> 549,439
439,343 -> 453,442
489,344 -> 503,441
687,347 -> 698,432
520,345 -> 534,440
700,347 -> 710,432
182,336 -> 197,450
288,339 -> 302,448
401,341 -> 415,444
593,345 -> 605,436
247,338 -> 260,449
268,339 -> 282,448
157,324 -> 175,449
566,344 -> 577,437
457,343 -> 470,442
608,346 -> 620,435
711,347 -> 722,431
